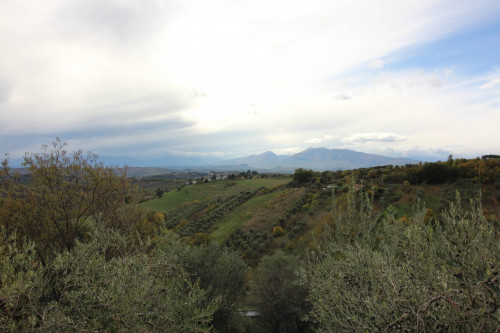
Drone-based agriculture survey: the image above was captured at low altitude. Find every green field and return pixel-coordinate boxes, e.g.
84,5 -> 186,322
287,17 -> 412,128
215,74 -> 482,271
210,189 -> 286,242
142,177 -> 290,213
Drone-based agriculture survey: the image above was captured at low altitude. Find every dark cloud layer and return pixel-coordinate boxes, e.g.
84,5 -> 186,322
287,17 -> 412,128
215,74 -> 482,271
0,76 -> 12,104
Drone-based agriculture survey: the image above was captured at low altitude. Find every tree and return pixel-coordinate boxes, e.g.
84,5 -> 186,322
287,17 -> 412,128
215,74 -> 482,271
249,251 -> 311,332
0,138 -> 141,257
0,224 -> 216,332
182,242 -> 247,332
155,187 -> 165,198
293,168 -> 314,185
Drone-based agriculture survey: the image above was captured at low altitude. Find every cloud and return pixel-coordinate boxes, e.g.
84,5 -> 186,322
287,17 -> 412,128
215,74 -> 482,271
369,59 -> 386,69
342,133 -> 407,144
272,147 -> 305,156
479,77 -> 500,90
428,77 -> 444,87
0,76 -> 12,103
56,0 -> 173,44
305,135 -> 337,144
335,93 -> 352,100
305,138 -> 322,144
1,0 -> 500,164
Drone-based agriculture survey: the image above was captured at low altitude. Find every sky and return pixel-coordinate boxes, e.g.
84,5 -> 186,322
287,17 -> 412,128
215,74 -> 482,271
1,0 -> 500,166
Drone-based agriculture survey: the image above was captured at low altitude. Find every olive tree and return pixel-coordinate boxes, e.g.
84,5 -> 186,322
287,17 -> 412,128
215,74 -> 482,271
249,250 -> 311,332
306,190 -> 500,332
182,242 -> 248,332
0,225 -> 216,332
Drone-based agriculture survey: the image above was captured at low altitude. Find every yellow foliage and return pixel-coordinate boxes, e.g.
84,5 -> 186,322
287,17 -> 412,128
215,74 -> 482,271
272,226 -> 285,237
153,213 -> 165,224
399,216 -> 409,224
175,218 -> 189,231
189,233 -> 213,245
424,209 -> 436,225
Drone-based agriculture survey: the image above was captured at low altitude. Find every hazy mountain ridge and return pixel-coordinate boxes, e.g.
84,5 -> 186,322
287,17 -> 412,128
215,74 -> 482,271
213,147 -> 417,171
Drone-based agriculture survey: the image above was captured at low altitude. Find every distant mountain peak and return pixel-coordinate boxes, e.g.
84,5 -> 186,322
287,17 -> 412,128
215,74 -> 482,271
261,151 -> 278,156
212,147 -> 418,171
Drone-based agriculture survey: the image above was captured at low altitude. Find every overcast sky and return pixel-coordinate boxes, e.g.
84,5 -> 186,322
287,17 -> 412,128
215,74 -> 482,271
1,0 -> 500,166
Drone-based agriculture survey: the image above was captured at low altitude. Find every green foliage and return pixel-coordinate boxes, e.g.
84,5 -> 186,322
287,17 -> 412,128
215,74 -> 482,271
288,219 -> 308,239
182,242 -> 247,332
3,141 -> 500,333
225,229 -> 273,260
143,178 -> 289,212
410,162 -> 460,184
155,187 -> 164,198
239,170 -> 259,179
0,225 -> 216,332
211,189 -> 287,242
188,232 -> 213,245
172,189 -> 266,237
293,168 -> 315,185
305,190 -> 500,332
249,251 -> 311,332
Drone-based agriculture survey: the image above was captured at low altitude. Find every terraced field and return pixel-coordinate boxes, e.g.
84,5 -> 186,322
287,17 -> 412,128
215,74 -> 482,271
142,177 -> 290,212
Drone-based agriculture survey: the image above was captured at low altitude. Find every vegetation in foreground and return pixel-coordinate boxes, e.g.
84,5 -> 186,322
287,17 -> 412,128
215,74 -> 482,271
1,140 -> 499,332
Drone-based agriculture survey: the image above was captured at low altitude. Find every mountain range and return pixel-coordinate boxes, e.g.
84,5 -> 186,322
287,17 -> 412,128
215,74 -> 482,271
212,147 -> 417,172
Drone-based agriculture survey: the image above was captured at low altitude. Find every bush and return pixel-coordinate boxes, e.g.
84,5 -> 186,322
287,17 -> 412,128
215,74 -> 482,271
0,225 -> 216,332
272,226 -> 285,237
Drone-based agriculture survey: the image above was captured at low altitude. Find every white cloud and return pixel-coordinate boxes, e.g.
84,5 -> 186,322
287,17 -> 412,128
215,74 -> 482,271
369,59 -> 386,69
305,135 -> 337,144
342,133 -> 407,144
305,138 -> 322,144
272,147 -> 305,156
479,77 -> 500,90
335,93 -> 352,100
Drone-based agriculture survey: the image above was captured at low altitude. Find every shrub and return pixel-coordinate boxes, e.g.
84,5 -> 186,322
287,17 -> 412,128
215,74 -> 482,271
0,225 -> 216,332
272,226 -> 285,237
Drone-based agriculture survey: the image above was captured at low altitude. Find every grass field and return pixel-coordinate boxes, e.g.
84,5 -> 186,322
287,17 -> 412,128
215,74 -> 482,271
142,177 -> 290,213
391,194 -> 441,217
422,194 -> 441,212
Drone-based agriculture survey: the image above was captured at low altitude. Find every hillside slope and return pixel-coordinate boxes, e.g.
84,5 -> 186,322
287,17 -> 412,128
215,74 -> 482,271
143,157 -> 500,261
